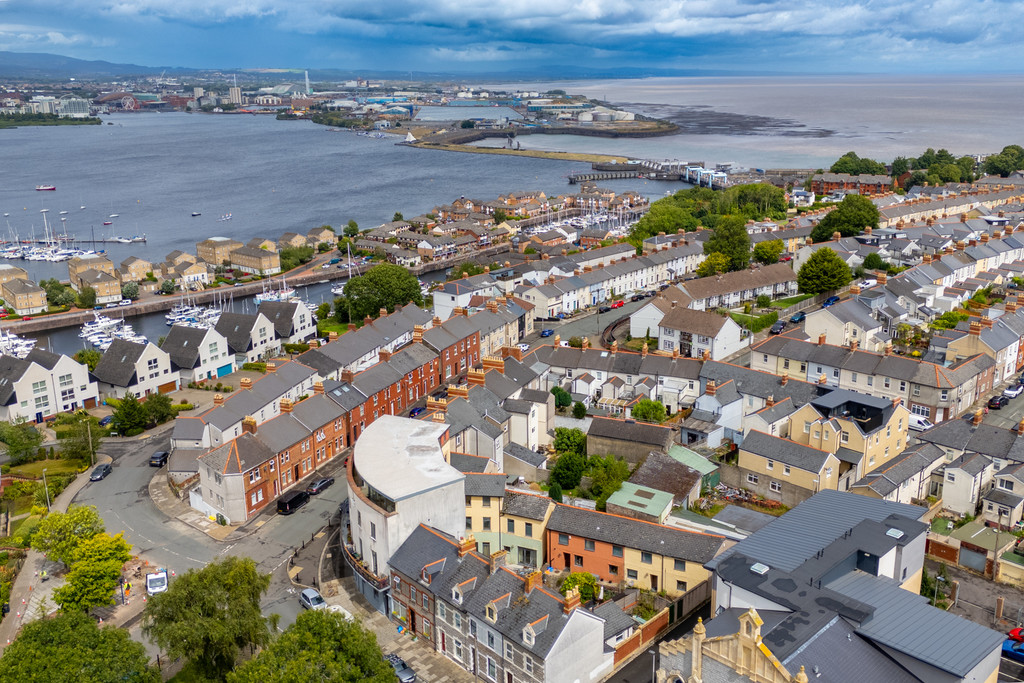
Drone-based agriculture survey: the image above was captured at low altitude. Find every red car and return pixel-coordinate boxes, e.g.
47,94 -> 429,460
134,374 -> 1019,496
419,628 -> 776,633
780,255 -> 793,262
611,300 -> 624,309
21,316 -> 31,321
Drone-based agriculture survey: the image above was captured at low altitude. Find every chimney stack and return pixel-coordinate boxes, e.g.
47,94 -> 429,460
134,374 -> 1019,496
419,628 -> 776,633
850,339 -> 859,351
981,316 -> 994,329
525,570 -> 543,594
413,324 -> 424,343
781,371 -> 788,386
610,340 -> 618,353
341,369 -> 355,383
242,415 -> 257,434
973,409 -> 984,427
266,362 -> 277,373
706,380 -> 717,396
331,330 -> 342,341
280,398 -> 293,413
240,377 -> 253,390
923,254 -> 932,264
766,395 -> 775,408
553,334 -> 561,346
884,340 -> 893,356
213,393 -> 224,406
489,549 -> 508,575
850,284 -> 861,296
1017,417 -> 1024,436
563,587 -> 581,614
969,321 -> 982,336
313,381 -> 324,395
818,373 -> 828,385
458,536 -> 476,558
818,333 -> 827,346
702,350 -> 710,361
641,342 -> 648,358
877,272 -> 887,285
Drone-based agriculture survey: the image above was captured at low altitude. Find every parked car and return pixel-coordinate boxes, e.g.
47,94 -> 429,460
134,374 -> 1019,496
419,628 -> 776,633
630,294 -> 645,302
1003,639 -> 1024,665
779,255 -> 793,262
385,654 -> 417,683
908,415 -> 935,432
822,296 -> 841,307
149,451 -> 169,467
769,320 -> 787,335
517,343 -> 531,353
1005,384 -> 1024,399
598,306 -> 612,313
299,588 -> 327,611
860,279 -> 878,288
789,311 -> 806,324
989,395 -> 1010,410
306,477 -> 335,495
89,463 -> 112,481
98,415 -> 113,427
408,406 -> 426,418
611,300 -> 624,309
540,329 -> 554,337
431,388 -> 448,400
659,283 -> 670,290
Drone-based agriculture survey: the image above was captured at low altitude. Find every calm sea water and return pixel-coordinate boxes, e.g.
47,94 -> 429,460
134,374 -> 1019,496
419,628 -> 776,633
0,112 -> 683,354
483,75 -> 1024,168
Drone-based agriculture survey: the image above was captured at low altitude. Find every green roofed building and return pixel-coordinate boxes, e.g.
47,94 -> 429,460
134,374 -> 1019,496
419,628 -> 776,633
605,482 -> 673,524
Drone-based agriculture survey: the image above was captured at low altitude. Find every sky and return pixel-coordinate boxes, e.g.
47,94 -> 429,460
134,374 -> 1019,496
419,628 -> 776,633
1,0 -> 1022,74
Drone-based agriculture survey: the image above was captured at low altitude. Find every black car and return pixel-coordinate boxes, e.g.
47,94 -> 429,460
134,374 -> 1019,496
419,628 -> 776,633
98,415 -> 113,427
989,395 -> 1010,410
630,294 -> 645,302
306,477 -> 335,495
89,463 -> 113,481
598,305 -> 612,313
769,320 -> 787,335
149,451 -> 169,467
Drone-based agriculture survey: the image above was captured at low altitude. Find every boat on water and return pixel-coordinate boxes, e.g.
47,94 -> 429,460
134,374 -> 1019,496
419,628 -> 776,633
254,276 -> 296,305
218,213 -> 233,222
109,214 -> 119,218
59,210 -> 68,215
103,221 -> 112,226
35,185 -> 56,191
191,212 -> 201,217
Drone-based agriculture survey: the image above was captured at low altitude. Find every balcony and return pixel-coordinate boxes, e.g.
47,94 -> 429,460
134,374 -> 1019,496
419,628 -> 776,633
341,540 -> 389,591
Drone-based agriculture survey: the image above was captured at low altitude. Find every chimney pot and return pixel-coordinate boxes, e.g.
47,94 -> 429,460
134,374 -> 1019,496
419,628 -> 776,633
818,333 -> 827,346
781,371 -> 789,386
213,393 -> 224,406
240,377 -> 253,390
973,409 -> 984,426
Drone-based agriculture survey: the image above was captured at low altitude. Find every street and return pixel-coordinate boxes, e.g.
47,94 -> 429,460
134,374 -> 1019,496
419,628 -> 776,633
525,294 -> 653,350
73,426 -> 350,643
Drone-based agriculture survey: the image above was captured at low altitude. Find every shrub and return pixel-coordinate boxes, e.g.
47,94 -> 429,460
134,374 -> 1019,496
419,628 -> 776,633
242,362 -> 267,373
745,311 -> 779,333
756,294 -> 771,308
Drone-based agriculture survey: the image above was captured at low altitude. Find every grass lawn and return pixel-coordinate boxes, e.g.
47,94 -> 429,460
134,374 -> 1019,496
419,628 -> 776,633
11,496 -> 36,516
9,459 -> 82,479
931,517 -> 955,535
729,312 -> 758,326
9,514 -> 41,539
771,293 -> 814,308
316,319 -> 352,336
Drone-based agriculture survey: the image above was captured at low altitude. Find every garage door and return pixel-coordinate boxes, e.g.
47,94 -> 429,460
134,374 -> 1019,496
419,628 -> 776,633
216,363 -> 233,378
157,381 -> 178,394
959,546 -> 988,573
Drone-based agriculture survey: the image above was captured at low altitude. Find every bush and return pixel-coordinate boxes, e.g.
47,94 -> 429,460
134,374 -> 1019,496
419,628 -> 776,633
746,311 -> 779,333
283,343 -> 310,354
756,294 -> 771,308
572,402 -> 587,419
560,572 -> 598,603
242,362 -> 267,373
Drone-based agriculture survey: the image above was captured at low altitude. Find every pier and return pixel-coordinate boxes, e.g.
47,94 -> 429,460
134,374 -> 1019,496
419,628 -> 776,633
568,160 -> 729,188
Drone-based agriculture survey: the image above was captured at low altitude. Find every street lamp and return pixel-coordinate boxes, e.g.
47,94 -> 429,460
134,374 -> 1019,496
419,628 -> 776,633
42,468 -> 50,511
648,648 -> 658,683
933,575 -> 946,606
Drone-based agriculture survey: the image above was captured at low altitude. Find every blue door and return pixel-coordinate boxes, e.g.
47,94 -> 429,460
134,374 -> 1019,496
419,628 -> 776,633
216,363 -> 233,378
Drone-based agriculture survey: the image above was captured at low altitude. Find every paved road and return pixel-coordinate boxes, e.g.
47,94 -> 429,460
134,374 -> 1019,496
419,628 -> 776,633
525,295 -> 654,350
73,428 -> 349,638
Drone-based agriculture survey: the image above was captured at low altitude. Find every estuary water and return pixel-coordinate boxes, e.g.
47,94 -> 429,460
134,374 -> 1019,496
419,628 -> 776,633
482,75 -> 1024,168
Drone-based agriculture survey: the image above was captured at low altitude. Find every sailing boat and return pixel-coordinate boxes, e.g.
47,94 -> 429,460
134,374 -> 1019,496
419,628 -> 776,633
331,243 -> 354,296
405,132 -> 417,143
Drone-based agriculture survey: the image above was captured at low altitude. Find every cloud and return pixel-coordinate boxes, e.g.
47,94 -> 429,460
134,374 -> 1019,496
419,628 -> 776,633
0,22 -> 109,51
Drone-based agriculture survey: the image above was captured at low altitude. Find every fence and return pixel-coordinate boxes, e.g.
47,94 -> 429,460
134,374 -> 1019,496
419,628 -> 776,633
611,580 -> 710,667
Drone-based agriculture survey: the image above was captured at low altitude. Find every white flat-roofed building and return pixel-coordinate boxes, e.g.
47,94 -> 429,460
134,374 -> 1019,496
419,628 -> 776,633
345,415 -> 466,613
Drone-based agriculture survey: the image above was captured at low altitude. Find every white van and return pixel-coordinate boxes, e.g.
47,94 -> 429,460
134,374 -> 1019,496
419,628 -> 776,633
908,415 -> 934,432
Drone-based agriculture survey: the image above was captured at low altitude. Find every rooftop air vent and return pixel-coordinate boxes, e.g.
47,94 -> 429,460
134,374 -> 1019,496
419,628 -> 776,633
885,528 -> 905,539
750,562 -> 770,575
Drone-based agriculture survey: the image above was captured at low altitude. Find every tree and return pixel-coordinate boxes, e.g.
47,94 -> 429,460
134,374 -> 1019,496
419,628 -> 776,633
553,427 -> 586,456
340,264 -> 422,321
756,294 -> 772,308
752,239 -> 784,265
343,220 -> 359,238
551,451 -> 586,490
143,556 -> 273,681
73,348 -> 102,371
829,151 -> 887,176
568,336 -> 584,348
890,156 -> 910,178
560,572 -> 598,603
550,386 -> 572,409
0,419 -> 44,465
631,398 -> 667,423
144,392 -> 175,424
696,252 -> 730,278
75,285 -> 96,309
548,481 -> 563,503
493,208 -> 507,223
57,412 -> 102,464
810,194 -> 880,242
112,392 -> 149,435
120,281 -> 139,300
31,504 -> 105,567
862,252 -> 887,271
449,261 -> 485,280
572,401 -> 587,419
316,302 -> 331,321
460,120 -> 475,129
797,247 -> 853,294
392,212 -> 404,222
702,216 -> 750,271
53,532 -> 132,612
160,280 -> 176,294
228,609 -> 394,683
0,610 -> 157,683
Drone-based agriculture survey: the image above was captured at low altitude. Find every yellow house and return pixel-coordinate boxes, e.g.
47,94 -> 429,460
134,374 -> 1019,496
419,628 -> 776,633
0,278 -> 46,315
230,246 -> 282,275
119,256 -> 153,283
787,389 -> 909,490
196,237 -> 243,265
0,264 -> 29,287
500,490 -> 554,568
68,254 -> 115,290
463,469 -> 506,558
737,430 -> 841,506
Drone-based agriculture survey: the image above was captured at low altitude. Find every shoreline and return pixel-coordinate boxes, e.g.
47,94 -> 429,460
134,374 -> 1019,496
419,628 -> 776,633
406,141 -> 630,164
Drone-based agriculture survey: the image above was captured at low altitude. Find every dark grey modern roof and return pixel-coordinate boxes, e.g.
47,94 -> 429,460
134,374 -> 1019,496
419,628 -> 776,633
0,355 -> 30,405
214,312 -> 262,355
503,490 -> 552,521
24,347 -> 61,371
707,490 -> 926,573
948,451 -> 993,477
463,473 -> 506,498
290,394 -> 345,431
592,601 -> 634,641
740,431 -> 832,474
712,505 -> 775,535
917,418 -> 1022,461
91,338 -> 148,387
547,504 -> 724,562
782,613 -> 920,683
504,442 -> 546,468
257,300 -> 300,338
322,379 -> 369,411
588,417 -> 674,448
828,571 -> 1003,678
160,324 -> 211,370
983,488 -> 1024,508
450,451 -> 490,474
850,442 -> 945,497
256,413 -> 312,453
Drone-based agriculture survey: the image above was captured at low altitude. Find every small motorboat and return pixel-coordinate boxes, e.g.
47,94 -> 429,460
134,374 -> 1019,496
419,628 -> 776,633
191,212 -> 201,217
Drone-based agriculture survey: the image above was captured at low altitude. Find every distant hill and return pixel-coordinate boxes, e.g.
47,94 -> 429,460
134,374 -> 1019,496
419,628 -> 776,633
0,51 -> 194,79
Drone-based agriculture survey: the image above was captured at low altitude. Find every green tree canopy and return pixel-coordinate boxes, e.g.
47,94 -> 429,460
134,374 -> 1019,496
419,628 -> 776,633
752,239 -> 785,265
696,252 -> 730,278
548,481 -> 563,502
76,285 -> 96,309
142,556 -> 273,681
631,398 -> 667,423
56,412 -> 102,464
553,427 -> 586,456
829,151 -> 887,176
550,386 -> 572,409
0,610 -> 157,683
560,572 -> 598,603
343,220 -> 359,238
392,212 -> 404,222
73,347 -> 102,371
340,264 -> 423,321
449,261 -> 486,280
120,281 -> 139,300
551,450 -> 586,490
797,247 -> 853,294
145,392 -> 175,425
702,216 -> 750,271
53,532 -> 133,612
572,401 -> 587,419
890,156 -> 910,178
0,419 -> 44,464
811,194 -> 880,243
112,392 -> 149,435
31,504 -> 105,566
159,280 -> 176,294
228,609 -> 394,683
861,252 -> 887,271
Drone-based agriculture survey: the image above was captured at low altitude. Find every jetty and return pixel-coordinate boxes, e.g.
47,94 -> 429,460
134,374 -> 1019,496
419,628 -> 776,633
568,161 -> 729,188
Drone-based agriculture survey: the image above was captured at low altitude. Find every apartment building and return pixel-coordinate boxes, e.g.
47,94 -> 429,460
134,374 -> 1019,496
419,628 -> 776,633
0,349 -> 98,422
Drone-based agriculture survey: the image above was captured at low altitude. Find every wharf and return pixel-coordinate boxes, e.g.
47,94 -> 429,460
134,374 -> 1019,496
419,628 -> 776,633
0,243 -> 513,336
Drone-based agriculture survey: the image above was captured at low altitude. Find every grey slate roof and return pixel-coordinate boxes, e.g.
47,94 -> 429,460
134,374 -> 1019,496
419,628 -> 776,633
592,601 -> 634,641
547,504 -> 724,562
92,338 -> 147,387
588,417 -> 674,448
949,451 -> 993,477
257,300 -> 300,338
739,431 -> 832,473
503,490 -> 552,521
629,450 -> 702,503
214,312 -> 261,355
160,325 -> 210,370
504,442 -> 546,468
463,473 -> 506,497
0,355 -> 30,405
851,442 -> 945,497
450,451 -> 490,474
23,347 -> 60,371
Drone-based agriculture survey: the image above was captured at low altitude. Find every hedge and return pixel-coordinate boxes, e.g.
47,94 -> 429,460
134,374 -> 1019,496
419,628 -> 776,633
732,310 -> 779,333
242,362 -> 267,373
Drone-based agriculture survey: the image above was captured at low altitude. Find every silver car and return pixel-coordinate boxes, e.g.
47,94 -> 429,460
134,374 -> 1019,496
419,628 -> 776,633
298,588 -> 327,610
